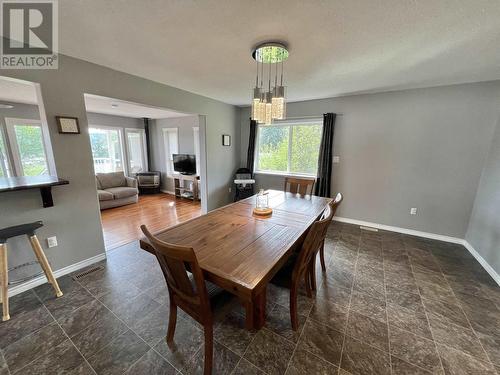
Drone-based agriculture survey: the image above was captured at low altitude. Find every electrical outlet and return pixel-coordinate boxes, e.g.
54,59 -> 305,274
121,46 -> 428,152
47,236 -> 58,248
228,187 -> 232,193
410,208 -> 417,215
333,156 -> 340,163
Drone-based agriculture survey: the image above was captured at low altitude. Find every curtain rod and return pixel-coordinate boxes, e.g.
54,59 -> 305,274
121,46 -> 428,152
272,114 -> 343,121
285,114 -> 342,119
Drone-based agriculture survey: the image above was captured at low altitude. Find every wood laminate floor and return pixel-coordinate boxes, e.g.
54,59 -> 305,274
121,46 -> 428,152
100,193 -> 202,250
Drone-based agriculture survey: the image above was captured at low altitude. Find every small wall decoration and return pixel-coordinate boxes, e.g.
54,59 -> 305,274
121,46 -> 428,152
56,116 -> 80,134
222,134 -> 231,146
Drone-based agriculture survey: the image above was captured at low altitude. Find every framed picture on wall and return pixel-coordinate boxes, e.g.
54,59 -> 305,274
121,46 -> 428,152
56,116 -> 80,134
222,134 -> 231,146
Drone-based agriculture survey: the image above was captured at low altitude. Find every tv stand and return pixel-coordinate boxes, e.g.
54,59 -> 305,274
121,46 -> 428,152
173,174 -> 199,201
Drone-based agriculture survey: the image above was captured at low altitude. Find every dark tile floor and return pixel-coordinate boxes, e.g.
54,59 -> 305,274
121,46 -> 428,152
1,223 -> 500,375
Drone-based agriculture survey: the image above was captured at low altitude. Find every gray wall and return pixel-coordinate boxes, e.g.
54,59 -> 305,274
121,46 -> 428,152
0,52 -> 239,274
150,115 -> 199,191
86,112 -> 144,129
466,117 -> 500,275
240,81 -> 500,238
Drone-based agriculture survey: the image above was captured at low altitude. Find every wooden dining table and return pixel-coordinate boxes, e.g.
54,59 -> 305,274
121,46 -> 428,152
139,189 -> 332,330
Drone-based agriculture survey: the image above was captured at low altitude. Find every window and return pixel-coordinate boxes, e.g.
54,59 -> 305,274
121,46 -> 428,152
89,126 -> 125,174
125,129 -> 147,174
255,122 -> 322,176
162,128 -> 178,175
193,127 -> 200,175
5,118 -> 51,176
0,129 -> 11,177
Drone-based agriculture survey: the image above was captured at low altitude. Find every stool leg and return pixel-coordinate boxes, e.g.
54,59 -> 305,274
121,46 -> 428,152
0,243 -> 9,321
29,235 -> 63,298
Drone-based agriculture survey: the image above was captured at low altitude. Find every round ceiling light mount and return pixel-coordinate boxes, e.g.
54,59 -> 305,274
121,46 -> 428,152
252,42 -> 289,64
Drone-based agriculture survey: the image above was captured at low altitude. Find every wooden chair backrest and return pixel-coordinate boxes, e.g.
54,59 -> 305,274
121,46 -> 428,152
284,177 -> 315,196
293,201 -> 335,281
322,193 -> 343,219
140,225 -> 211,323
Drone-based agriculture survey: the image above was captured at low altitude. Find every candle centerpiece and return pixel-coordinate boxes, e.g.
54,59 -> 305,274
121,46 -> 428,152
253,189 -> 273,216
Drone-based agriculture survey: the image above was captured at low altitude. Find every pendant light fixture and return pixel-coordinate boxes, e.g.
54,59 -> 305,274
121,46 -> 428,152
250,42 -> 288,124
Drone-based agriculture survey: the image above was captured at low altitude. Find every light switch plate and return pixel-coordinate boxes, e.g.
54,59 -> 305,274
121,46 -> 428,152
333,156 -> 340,163
410,208 -> 417,215
47,236 -> 58,248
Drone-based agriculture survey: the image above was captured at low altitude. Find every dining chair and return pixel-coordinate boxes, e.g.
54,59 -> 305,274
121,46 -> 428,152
141,225 -> 225,375
319,193 -> 343,271
271,201 -> 335,330
284,176 -> 316,196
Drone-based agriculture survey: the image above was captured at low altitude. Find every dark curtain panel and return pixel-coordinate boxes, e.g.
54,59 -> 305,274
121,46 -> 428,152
315,113 -> 336,197
246,119 -> 258,171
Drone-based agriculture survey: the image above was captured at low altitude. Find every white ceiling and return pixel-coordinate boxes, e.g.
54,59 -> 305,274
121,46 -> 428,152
58,0 -> 500,106
84,94 -> 192,119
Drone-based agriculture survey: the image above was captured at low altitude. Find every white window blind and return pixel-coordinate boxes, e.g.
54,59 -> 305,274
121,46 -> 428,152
162,127 -> 179,175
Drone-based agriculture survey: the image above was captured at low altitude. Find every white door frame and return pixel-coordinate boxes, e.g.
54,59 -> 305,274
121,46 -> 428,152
197,115 -> 208,214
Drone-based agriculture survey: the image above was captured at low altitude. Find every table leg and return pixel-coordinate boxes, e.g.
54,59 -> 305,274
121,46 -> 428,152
244,300 -> 254,331
244,286 -> 267,331
254,287 -> 267,330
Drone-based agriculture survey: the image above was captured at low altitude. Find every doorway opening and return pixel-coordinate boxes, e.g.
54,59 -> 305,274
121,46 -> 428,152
84,94 -> 206,251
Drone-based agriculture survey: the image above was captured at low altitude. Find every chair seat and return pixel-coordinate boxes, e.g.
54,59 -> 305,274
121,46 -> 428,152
0,221 -> 43,243
271,252 -> 299,288
188,273 -> 226,299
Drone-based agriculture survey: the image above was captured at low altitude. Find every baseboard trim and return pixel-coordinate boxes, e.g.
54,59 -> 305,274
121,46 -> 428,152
334,216 -> 463,244
161,189 -> 175,195
334,216 -> 500,286
8,252 -> 107,297
461,240 -> 500,286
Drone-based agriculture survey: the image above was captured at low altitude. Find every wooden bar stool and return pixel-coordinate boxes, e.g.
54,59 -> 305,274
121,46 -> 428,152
0,221 -> 63,321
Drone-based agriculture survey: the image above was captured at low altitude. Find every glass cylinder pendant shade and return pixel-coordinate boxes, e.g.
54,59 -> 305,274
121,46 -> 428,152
256,189 -> 269,210
272,85 -> 286,120
257,98 -> 266,124
251,87 -> 261,121
251,98 -> 260,122
264,91 -> 273,125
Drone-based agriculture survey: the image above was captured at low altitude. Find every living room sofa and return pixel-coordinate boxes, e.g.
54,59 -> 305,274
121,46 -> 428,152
96,171 -> 138,210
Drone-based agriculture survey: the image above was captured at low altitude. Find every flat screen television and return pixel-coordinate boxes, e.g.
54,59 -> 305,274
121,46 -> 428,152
173,154 -> 196,175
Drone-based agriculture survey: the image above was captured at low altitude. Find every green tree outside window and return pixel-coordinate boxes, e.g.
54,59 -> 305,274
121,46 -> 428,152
257,123 -> 321,175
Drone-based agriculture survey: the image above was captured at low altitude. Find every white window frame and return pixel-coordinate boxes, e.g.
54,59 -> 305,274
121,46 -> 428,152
254,120 -> 322,178
162,127 -> 179,176
4,117 -> 55,176
124,128 -> 148,175
193,126 -> 200,176
0,126 -> 12,177
88,125 -> 127,175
